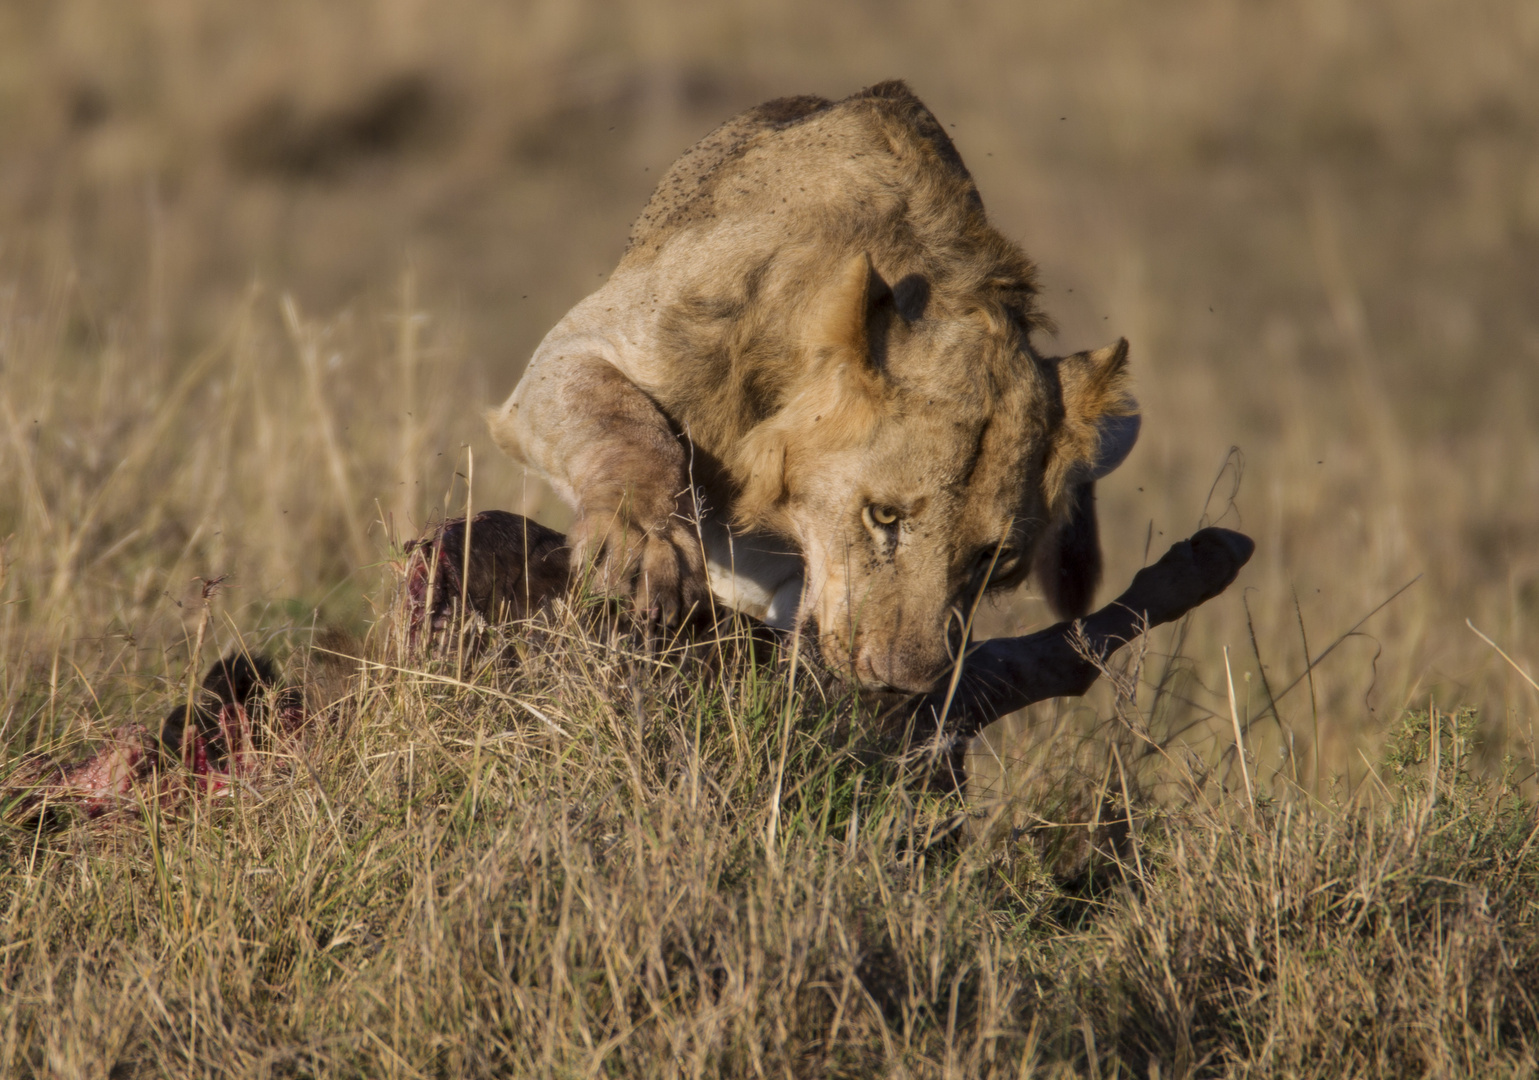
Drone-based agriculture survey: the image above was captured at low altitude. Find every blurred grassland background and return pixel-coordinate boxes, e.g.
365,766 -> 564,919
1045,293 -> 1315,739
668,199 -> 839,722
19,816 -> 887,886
1,0 -> 1537,783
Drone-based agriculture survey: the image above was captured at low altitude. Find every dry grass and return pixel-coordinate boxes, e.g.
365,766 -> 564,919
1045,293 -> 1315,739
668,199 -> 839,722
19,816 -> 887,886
2,0 -> 1538,1074
4,605 -> 1539,1077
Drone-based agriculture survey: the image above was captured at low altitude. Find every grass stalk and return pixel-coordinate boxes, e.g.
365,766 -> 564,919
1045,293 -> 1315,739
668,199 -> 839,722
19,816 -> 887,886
1224,645 -> 1254,814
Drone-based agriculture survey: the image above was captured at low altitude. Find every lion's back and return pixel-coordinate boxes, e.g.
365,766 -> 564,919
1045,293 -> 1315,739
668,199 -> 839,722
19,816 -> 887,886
621,81 -> 982,265
624,94 -> 833,254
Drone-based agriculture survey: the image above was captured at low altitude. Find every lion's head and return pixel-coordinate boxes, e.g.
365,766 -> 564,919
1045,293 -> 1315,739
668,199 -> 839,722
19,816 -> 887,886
729,253 -> 1139,693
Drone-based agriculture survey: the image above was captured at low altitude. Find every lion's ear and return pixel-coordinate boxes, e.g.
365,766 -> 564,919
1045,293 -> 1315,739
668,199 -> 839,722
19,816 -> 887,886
1036,339 -> 1138,619
809,253 -> 874,359
1055,338 -> 1140,482
806,252 -> 895,372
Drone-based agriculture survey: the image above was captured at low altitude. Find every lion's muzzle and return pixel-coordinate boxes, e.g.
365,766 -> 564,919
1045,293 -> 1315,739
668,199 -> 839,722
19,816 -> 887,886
836,617 -> 965,695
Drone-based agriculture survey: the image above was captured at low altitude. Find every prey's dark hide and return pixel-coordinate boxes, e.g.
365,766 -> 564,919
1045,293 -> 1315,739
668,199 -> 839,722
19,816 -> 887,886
403,510 -> 570,651
160,652 -> 300,767
402,512 -> 1254,785
7,653 -> 307,826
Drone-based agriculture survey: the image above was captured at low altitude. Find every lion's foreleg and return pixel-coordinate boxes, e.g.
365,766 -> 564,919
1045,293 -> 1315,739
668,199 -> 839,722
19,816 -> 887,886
493,353 -> 708,623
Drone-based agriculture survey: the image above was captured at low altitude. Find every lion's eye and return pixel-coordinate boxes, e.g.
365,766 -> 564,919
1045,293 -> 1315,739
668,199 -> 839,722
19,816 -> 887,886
863,504 -> 901,531
976,545 -> 1020,579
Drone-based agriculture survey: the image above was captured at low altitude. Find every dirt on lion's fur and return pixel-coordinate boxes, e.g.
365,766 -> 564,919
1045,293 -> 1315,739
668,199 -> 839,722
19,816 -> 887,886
2,0 -> 1537,1075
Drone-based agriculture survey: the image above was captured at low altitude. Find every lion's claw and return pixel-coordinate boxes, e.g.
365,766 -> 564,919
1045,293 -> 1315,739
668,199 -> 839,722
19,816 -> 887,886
570,514 -> 710,625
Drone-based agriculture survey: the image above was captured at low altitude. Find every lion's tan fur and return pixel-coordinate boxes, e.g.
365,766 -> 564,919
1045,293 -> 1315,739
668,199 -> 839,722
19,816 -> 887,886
491,81 -> 1137,691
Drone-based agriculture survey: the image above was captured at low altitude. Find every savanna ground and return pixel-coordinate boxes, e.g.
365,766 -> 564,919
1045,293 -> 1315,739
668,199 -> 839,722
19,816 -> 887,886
2,1 -> 1538,1075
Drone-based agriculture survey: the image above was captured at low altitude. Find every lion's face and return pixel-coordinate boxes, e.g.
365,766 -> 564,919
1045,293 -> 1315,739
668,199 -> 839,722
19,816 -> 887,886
785,408 -> 1052,692
729,253 -> 1140,693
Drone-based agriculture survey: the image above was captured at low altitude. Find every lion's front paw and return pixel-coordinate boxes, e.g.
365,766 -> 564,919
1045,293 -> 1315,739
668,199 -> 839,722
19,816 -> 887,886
569,513 -> 710,625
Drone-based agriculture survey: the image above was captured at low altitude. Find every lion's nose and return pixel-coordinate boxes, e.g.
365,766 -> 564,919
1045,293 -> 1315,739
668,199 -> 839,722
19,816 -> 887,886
852,642 -> 954,695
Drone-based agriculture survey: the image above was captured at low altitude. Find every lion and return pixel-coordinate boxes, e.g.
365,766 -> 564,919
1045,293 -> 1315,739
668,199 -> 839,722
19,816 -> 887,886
490,81 -> 1139,693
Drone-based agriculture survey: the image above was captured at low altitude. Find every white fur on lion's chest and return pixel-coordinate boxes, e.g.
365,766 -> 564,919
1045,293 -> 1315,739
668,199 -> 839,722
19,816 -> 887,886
696,516 -> 806,630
